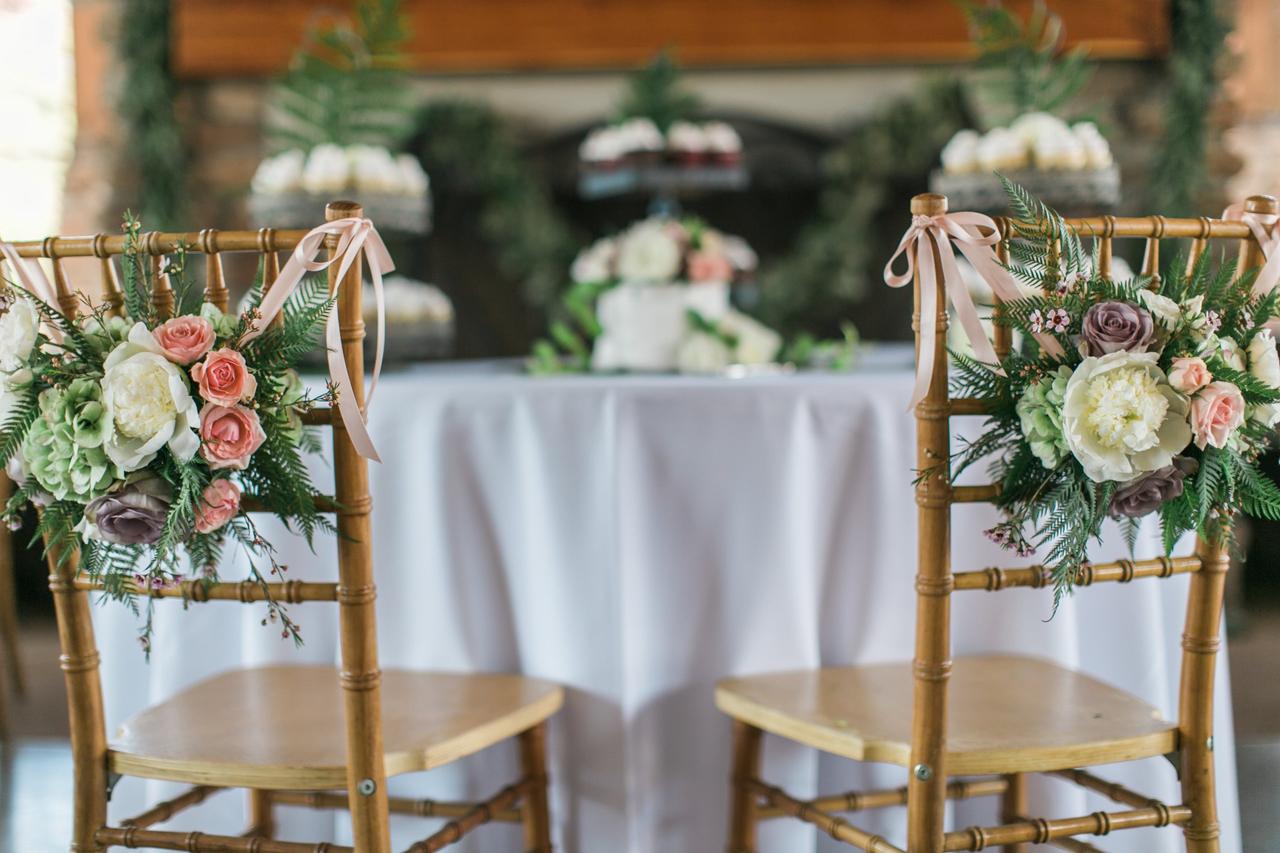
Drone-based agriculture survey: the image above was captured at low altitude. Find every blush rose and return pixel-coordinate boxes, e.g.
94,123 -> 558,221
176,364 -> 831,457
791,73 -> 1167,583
199,404 -> 266,470
194,478 -> 241,533
1168,356 -> 1212,395
153,316 -> 215,365
1190,381 -> 1245,449
686,250 -> 734,283
191,348 -> 257,406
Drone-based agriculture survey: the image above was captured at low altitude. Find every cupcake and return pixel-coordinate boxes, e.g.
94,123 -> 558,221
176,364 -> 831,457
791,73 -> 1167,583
666,120 -> 709,165
703,121 -> 743,166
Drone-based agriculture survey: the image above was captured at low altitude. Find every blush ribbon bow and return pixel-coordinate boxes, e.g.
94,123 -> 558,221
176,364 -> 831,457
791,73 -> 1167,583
242,217 -> 393,462
883,211 -> 1065,407
1222,201 -> 1280,296
0,242 -> 64,344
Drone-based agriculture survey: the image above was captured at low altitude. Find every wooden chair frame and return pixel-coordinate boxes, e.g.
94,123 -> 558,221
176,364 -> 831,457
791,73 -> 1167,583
724,192 -> 1276,853
5,201 -> 553,853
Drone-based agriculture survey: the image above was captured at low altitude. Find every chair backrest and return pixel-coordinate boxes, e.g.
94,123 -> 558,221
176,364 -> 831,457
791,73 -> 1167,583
3,200 -> 392,850
905,191 -> 1276,848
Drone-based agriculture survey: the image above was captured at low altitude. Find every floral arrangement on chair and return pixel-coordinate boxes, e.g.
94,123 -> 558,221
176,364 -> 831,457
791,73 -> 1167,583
0,217 -> 344,650
948,184 -> 1280,606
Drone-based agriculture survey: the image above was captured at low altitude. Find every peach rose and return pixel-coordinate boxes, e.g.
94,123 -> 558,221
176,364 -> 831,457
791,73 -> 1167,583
153,316 -> 215,365
1190,381 -> 1245,449
686,250 -> 733,283
191,348 -> 257,406
1168,356 -> 1212,395
194,478 -> 241,533
199,404 -> 266,470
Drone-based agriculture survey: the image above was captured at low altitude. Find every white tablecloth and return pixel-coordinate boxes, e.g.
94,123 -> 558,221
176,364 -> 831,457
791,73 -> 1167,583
94,346 -> 1241,852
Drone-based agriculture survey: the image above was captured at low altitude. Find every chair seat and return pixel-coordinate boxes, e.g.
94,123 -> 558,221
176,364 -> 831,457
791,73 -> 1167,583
715,655 -> 1178,775
109,666 -> 564,789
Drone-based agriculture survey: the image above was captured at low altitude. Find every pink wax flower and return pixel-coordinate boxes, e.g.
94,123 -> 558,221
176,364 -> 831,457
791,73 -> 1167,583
191,347 -> 257,406
199,404 -> 266,470
194,478 -> 241,533
153,315 -> 215,365
1190,381 -> 1245,449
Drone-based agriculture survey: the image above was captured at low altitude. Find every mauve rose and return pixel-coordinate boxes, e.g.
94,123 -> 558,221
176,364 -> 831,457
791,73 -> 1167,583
1110,457 -> 1198,518
82,474 -> 172,545
199,404 -> 266,470
153,316 -> 215,365
194,478 -> 241,533
1081,301 -> 1154,356
191,348 -> 257,406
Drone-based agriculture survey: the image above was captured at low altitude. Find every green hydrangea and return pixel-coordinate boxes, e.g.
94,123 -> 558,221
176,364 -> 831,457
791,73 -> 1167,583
24,382 -> 122,502
82,315 -> 131,352
200,302 -> 238,338
1015,364 -> 1073,469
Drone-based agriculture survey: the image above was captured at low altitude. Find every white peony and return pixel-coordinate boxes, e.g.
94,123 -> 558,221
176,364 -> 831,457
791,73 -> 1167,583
1062,350 -> 1192,482
616,221 -> 683,282
100,324 -> 200,471
571,238 -> 617,284
251,149 -> 305,195
718,310 -> 782,365
301,144 -> 351,194
0,300 -> 39,373
676,332 -> 732,374
1248,329 -> 1280,426
1137,289 -> 1181,331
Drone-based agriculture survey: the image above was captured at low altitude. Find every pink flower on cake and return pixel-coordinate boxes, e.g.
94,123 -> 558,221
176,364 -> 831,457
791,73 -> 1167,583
687,250 -> 733,283
1190,381 -> 1245,449
199,404 -> 266,470
153,316 -> 215,365
1168,357 -> 1212,395
191,348 -> 257,406
194,478 -> 241,533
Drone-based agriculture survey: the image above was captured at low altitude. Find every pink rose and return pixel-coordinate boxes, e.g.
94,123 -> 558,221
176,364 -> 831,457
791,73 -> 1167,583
191,348 -> 257,406
199,404 -> 266,470
153,316 -> 215,365
686,250 -> 734,283
1190,381 -> 1245,449
1168,357 -> 1212,395
194,479 -> 241,533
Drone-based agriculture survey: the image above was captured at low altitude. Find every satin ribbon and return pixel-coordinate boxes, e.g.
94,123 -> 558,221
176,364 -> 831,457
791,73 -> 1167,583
0,242 -> 64,344
241,218 -> 392,462
884,212 -> 1066,407
1222,202 -> 1280,296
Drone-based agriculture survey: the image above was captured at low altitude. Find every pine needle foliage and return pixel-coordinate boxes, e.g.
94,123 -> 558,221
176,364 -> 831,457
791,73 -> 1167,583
266,0 -> 415,152
952,181 -> 1280,610
616,49 -> 703,133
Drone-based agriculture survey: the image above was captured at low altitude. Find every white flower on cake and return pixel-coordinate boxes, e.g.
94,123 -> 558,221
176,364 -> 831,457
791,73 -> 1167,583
571,237 -> 617,284
1248,329 -> 1280,426
676,332 -> 732,374
616,221 -> 683,282
1062,350 -> 1192,482
101,324 -> 200,471
0,300 -> 39,374
719,311 -> 782,365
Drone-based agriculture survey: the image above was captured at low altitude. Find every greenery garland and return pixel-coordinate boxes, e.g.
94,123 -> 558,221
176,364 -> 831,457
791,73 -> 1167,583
117,0 -> 186,228
1149,0 -> 1230,217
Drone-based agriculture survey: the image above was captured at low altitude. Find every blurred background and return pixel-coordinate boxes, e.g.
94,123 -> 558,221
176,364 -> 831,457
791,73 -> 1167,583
3,0 -> 1280,848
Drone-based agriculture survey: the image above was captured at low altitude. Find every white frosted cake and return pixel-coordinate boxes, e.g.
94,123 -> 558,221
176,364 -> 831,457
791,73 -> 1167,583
591,281 -> 729,372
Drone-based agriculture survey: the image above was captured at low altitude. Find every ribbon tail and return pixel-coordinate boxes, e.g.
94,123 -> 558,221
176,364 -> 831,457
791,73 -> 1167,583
936,233 -> 1001,372
909,234 -> 938,409
326,308 -> 381,463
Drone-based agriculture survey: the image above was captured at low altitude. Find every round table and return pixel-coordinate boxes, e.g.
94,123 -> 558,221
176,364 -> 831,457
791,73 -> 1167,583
94,346 -> 1241,852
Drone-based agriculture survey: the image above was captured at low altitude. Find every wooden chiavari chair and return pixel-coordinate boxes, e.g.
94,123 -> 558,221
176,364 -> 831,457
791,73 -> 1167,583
715,192 -> 1273,853
5,201 -> 562,853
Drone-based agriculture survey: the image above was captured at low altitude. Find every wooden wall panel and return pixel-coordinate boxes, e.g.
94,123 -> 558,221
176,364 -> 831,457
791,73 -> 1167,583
171,0 -> 1170,79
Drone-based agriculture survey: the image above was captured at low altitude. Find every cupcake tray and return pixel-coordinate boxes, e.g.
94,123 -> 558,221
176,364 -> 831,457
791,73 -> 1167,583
248,191 -> 432,235
928,166 -> 1120,215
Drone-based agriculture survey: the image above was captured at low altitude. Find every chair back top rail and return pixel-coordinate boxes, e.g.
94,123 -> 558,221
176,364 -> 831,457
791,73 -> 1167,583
3,228 -> 311,259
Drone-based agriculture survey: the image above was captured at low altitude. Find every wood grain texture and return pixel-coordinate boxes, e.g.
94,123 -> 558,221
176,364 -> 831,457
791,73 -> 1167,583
170,0 -> 1170,78
108,666 -> 563,790
715,656 -> 1177,776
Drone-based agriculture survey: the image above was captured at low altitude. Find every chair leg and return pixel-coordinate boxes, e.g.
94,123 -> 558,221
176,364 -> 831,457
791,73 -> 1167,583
247,789 -> 274,838
0,474 -> 24,698
999,773 -> 1028,853
727,721 -> 762,853
1180,536 -> 1226,853
518,723 -> 553,853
